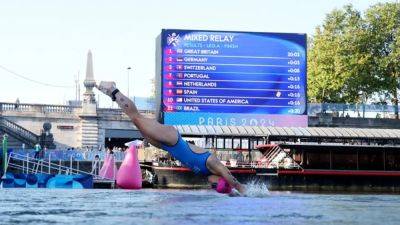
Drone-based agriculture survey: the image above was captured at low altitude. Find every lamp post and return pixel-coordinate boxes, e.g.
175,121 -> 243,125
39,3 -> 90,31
358,91 -> 366,118
127,67 -> 132,98
2,134 -> 8,177
395,76 -> 400,119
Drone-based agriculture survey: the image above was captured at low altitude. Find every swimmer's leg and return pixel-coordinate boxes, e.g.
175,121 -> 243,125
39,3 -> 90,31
96,81 -> 178,147
114,90 -> 178,147
206,155 -> 246,194
131,115 -> 178,147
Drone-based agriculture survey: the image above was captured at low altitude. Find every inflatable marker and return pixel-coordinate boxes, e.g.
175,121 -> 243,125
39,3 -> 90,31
116,140 -> 142,189
99,153 -> 117,180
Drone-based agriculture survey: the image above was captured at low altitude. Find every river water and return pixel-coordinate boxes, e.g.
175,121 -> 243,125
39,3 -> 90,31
0,187 -> 399,225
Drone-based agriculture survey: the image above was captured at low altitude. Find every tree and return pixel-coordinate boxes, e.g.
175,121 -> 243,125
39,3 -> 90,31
308,5 -> 376,103
363,2 -> 400,118
308,2 -> 400,119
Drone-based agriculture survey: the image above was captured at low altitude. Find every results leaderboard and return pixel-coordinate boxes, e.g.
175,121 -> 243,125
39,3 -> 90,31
159,29 -> 307,127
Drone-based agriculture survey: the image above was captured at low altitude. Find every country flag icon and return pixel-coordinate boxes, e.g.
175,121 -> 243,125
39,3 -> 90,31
166,65 -> 173,71
176,65 -> 183,70
176,57 -> 183,62
166,73 -> 173,79
165,48 -> 174,54
176,97 -> 183,103
176,49 -> 183,54
176,81 -> 183,86
176,73 -> 183,78
176,106 -> 182,110
176,89 -> 183,94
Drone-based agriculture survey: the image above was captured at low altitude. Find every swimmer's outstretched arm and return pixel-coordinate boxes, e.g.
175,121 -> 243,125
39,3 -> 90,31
96,81 -> 178,147
207,156 -> 246,194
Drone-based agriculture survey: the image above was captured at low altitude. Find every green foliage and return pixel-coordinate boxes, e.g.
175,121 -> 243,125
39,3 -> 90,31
364,2 -> 400,102
308,2 -> 400,105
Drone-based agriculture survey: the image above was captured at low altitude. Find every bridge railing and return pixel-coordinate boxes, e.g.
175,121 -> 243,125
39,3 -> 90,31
3,101 -> 396,118
0,117 -> 39,147
0,102 -> 80,113
0,102 -> 154,116
97,108 -> 154,116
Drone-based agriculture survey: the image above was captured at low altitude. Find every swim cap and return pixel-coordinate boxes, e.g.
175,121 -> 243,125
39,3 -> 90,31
216,177 -> 232,194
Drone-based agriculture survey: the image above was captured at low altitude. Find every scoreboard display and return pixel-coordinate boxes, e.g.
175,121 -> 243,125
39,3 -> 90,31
156,29 -> 307,127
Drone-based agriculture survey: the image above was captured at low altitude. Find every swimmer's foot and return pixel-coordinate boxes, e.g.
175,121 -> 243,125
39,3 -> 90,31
229,189 -> 246,197
228,189 -> 241,197
237,185 -> 247,195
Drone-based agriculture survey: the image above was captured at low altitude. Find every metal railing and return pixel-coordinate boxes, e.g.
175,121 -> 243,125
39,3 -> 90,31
5,152 -> 112,180
308,103 -> 399,118
256,145 -> 302,170
10,149 -> 126,161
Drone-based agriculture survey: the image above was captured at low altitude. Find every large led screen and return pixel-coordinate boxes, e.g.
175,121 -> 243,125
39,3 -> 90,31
157,29 -> 307,127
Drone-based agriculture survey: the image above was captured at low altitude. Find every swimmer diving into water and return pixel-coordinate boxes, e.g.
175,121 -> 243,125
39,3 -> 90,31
96,81 -> 246,195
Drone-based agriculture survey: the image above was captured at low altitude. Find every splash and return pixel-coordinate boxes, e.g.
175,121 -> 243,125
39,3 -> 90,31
244,180 -> 270,197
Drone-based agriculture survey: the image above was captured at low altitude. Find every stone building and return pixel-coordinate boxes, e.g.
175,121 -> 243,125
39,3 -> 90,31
0,51 -> 153,149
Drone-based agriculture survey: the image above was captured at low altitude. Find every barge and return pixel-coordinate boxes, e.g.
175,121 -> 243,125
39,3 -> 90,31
151,125 -> 400,193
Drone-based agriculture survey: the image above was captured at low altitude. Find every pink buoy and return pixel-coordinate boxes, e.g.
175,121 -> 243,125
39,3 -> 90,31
116,142 -> 142,189
99,153 -> 117,180
216,177 -> 232,194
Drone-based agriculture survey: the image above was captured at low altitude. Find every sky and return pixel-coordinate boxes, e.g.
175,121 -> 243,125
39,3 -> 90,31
0,0 -> 394,107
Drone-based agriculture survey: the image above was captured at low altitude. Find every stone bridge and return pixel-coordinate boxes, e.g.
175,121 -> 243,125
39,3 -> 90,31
0,102 -> 155,149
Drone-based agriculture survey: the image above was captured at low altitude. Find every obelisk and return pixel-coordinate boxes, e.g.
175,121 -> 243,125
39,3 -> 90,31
81,50 -> 98,150
83,50 -> 96,104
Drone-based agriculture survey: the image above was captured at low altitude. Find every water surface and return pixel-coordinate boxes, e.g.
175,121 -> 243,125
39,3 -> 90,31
0,188 -> 399,225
